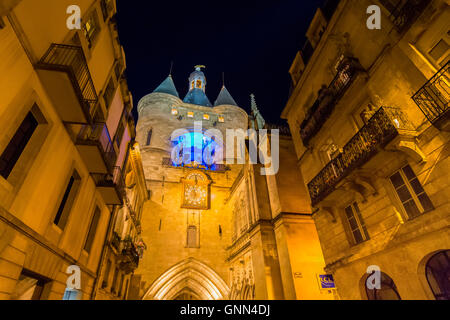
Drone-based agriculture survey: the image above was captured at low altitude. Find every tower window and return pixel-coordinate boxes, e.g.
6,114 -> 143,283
187,112 -> 194,118
187,225 -> 199,248
196,80 -> 202,88
0,112 -> 38,179
54,170 -> 81,230
171,108 -> 178,115
84,206 -> 101,253
146,129 -> 153,146
203,114 -> 210,121
345,202 -> 369,244
218,116 -> 225,123
390,165 -> 434,219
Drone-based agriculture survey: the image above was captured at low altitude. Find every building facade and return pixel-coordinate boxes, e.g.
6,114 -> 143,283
282,0 -> 449,300
93,141 -> 148,300
134,66 -> 334,300
0,0 -> 140,300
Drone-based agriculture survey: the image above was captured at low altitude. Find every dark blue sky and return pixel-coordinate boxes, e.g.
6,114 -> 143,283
116,0 -> 325,123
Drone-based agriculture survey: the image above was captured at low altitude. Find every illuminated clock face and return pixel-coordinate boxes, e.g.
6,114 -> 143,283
182,172 -> 209,209
184,184 -> 207,207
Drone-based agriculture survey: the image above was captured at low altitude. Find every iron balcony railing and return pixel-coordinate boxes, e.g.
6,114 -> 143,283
91,166 -> 126,201
300,57 -> 364,146
162,157 -> 228,172
36,44 -> 98,123
265,123 -> 292,136
120,239 -> 140,270
379,0 -> 431,32
412,60 -> 449,128
77,123 -> 117,172
308,107 -> 412,206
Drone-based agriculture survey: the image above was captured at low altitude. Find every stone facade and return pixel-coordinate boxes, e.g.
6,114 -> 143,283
0,0 -> 139,300
282,0 -> 449,300
134,68 -> 334,300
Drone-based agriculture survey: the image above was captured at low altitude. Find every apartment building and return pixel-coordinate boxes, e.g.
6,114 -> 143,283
282,0 -> 449,300
0,0 -> 142,300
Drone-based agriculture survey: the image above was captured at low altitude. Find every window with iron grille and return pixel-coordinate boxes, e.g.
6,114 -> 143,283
345,202 -> 369,245
0,111 -> 38,179
390,165 -> 434,219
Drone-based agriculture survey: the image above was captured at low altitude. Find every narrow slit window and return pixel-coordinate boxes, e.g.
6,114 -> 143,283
146,129 -> 153,146
187,225 -> 198,248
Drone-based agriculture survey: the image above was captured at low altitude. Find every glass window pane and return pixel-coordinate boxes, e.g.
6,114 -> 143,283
418,193 -> 434,212
403,200 -> 421,218
353,230 -> 363,244
402,165 -> 416,181
345,206 -> 353,218
390,172 -> 404,188
409,178 -> 425,195
397,185 -> 413,203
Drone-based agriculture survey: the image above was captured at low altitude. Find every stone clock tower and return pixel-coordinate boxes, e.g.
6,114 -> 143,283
135,66 -> 247,300
133,66 -> 332,301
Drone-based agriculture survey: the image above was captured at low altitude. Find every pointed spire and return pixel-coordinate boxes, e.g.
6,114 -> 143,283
153,75 -> 179,98
250,94 -> 265,130
214,86 -> 238,107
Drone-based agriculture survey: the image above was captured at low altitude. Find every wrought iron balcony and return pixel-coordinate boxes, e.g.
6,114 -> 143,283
162,157 -> 228,172
76,123 -> 118,174
412,60 -> 449,130
265,123 -> 292,136
308,107 -> 412,206
36,44 -> 99,124
300,57 -> 364,146
92,166 -> 125,205
379,0 -> 431,32
119,239 -> 139,274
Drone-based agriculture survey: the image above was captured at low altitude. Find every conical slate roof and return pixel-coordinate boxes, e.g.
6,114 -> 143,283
214,86 -> 238,106
153,75 -> 179,97
183,88 -> 212,107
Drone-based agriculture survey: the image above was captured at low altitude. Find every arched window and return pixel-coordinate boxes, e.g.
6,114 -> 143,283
365,272 -> 401,300
426,250 -> 450,300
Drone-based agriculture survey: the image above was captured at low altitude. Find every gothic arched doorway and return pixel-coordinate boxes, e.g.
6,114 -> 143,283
143,258 -> 230,300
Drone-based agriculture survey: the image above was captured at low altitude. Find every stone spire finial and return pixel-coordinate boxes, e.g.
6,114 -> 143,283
250,94 -> 265,130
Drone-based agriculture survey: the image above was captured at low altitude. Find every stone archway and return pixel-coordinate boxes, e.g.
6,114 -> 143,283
143,258 -> 230,300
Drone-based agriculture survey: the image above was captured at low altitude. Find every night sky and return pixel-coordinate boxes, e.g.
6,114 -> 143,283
116,0 -> 325,123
